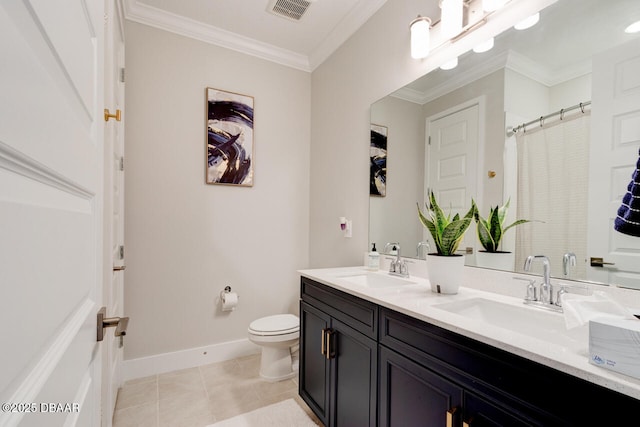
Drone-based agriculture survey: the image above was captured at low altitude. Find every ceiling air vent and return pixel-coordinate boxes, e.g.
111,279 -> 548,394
267,0 -> 313,22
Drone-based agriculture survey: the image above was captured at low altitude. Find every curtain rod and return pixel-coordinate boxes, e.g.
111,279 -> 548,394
506,101 -> 592,137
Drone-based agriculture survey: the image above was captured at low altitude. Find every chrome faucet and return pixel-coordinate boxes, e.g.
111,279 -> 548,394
524,255 -> 553,305
563,252 -> 577,277
384,242 -> 409,278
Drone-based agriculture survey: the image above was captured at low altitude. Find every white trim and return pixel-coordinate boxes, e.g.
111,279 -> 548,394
122,339 -> 260,381
0,140 -> 94,200
309,0 -> 387,70
0,299 -> 95,427
122,0 -> 387,72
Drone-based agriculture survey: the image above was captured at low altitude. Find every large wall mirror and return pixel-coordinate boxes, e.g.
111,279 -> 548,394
370,0 -> 640,289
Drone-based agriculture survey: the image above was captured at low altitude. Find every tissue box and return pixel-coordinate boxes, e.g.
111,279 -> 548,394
589,316 -> 640,379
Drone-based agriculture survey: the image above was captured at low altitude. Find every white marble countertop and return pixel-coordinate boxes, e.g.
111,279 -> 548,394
299,265 -> 640,400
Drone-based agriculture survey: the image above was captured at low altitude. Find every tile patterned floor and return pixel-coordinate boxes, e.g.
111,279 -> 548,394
112,354 -> 320,427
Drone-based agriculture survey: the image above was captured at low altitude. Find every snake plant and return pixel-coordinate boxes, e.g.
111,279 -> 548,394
417,192 -> 477,256
474,199 -> 532,253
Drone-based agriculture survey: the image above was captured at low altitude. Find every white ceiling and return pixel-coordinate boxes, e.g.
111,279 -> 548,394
123,0 -> 388,71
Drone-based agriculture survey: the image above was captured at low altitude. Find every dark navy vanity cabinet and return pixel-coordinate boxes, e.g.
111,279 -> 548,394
299,276 -> 640,426
300,277 -> 378,427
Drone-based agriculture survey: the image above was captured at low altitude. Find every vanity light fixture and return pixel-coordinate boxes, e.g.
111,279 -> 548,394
514,12 -> 539,30
625,20 -> 640,33
482,0 -> 508,12
440,57 -> 459,70
441,0 -> 464,40
473,37 -> 494,53
410,15 -> 432,59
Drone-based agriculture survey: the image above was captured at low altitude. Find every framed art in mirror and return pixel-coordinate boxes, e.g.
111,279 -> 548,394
370,123 -> 387,197
206,87 -> 254,187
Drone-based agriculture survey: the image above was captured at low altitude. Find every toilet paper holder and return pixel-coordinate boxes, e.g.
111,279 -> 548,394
219,286 -> 239,312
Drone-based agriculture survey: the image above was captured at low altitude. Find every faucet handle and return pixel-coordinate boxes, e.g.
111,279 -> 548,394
554,283 -> 592,307
514,277 -> 537,302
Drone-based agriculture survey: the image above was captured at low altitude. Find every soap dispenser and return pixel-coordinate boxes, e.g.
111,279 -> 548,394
367,243 -> 380,271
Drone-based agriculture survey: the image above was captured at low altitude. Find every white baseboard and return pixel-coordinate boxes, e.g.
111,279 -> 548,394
122,338 -> 261,382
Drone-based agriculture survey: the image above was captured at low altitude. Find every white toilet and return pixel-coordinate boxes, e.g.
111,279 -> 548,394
248,314 -> 300,382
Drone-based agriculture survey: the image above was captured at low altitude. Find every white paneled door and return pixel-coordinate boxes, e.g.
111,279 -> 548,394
0,1 -> 105,426
587,37 -> 640,290
426,101 -> 481,255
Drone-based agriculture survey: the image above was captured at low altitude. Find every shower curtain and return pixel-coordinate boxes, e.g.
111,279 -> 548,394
515,114 -> 590,279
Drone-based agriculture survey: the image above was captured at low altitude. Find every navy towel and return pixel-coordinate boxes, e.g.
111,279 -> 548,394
614,148 -> 640,237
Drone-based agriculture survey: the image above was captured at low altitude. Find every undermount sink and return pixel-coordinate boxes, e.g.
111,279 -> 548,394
433,297 -> 585,346
336,272 -> 417,288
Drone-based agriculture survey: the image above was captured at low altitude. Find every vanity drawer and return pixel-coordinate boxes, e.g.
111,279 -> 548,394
379,307 -> 640,425
301,277 -> 377,339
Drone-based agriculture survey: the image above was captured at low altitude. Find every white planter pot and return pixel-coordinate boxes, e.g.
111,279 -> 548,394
475,251 -> 515,271
426,254 -> 465,294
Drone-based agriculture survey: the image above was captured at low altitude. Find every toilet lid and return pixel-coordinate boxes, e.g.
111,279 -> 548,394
249,314 -> 299,335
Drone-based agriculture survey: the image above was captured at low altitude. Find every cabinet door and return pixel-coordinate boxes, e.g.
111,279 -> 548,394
300,301 -> 331,426
463,392 -> 538,427
379,346 -> 463,427
331,319 -> 377,427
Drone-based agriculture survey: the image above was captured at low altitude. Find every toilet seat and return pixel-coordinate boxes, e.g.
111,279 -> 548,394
248,314 -> 299,336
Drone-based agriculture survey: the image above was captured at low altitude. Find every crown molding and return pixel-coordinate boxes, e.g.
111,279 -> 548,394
393,50 -> 511,105
392,48 -> 591,105
309,0 -> 387,70
123,0 -> 387,73
122,0 -> 311,72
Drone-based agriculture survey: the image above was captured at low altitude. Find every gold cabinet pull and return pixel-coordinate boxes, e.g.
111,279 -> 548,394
325,329 -> 336,360
446,407 -> 459,427
113,266 -> 126,271
104,108 -> 122,122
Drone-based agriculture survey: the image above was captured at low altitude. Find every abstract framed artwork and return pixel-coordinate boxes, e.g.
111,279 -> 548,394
370,124 -> 387,196
206,87 -> 255,186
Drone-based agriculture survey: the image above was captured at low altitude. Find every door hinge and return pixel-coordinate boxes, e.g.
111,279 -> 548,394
119,156 -> 124,171
120,67 -> 125,83
119,245 -> 124,260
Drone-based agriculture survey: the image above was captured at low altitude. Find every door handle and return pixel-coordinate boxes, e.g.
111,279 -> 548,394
113,266 -> 126,271
590,257 -> 615,267
97,306 -> 129,342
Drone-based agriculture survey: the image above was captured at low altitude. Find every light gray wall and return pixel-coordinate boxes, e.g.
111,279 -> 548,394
369,96 -> 425,256
124,22 -> 310,359
308,0 -> 446,268
307,0 -> 540,267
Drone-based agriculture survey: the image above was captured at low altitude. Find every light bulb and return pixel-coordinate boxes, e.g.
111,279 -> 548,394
514,13 -> 540,30
482,0 -> 508,12
625,20 -> 640,33
441,0 -> 463,39
410,16 -> 431,59
440,57 -> 458,70
473,37 -> 494,53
